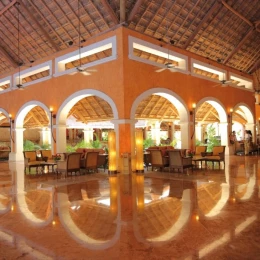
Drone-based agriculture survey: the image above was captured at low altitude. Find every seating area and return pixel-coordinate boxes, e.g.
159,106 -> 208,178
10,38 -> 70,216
168,150 -> 193,173
203,146 -> 226,169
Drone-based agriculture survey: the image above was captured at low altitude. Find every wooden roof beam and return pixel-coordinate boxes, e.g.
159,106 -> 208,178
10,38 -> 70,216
183,1 -> 220,49
0,0 -> 17,16
223,27 -> 254,65
20,1 -> 60,52
128,0 -> 144,23
100,0 -> 119,25
0,45 -> 17,68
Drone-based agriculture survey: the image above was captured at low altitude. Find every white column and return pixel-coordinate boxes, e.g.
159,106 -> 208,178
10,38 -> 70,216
195,123 -> 202,142
179,121 -> 190,149
39,128 -> 51,146
218,122 -> 229,154
83,128 -> 93,143
245,123 -> 255,141
9,127 -> 25,161
56,124 -> 67,153
150,121 -> 161,145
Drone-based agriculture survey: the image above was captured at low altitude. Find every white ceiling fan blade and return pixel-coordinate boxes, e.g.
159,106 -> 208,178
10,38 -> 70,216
82,71 -> 91,76
156,68 -> 166,73
168,67 -> 178,72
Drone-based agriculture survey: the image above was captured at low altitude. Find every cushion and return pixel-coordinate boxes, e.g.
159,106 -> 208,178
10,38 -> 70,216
195,146 -> 207,155
212,146 -> 224,156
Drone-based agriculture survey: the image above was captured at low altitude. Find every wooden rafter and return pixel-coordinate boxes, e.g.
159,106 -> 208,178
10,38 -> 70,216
100,0 -> 119,25
0,45 -> 17,68
0,0 -> 16,16
183,1 -> 220,49
20,1 -> 60,52
127,0 -> 144,23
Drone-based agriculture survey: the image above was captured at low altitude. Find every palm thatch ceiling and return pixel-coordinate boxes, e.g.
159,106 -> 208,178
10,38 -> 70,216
0,0 -> 259,128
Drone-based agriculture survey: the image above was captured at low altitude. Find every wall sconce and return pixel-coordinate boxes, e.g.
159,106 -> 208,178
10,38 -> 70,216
108,130 -> 117,174
9,114 -> 15,143
50,107 -> 56,143
135,129 -> 144,173
190,103 -> 196,115
191,103 -> 196,139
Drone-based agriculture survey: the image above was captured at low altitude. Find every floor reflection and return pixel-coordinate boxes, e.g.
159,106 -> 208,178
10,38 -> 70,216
0,155 -> 259,259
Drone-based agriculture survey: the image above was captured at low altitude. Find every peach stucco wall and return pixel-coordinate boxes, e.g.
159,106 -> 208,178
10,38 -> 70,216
0,26 -> 256,160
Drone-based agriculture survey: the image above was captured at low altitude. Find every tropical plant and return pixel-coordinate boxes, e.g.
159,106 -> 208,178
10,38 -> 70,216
143,138 -> 154,149
206,124 -> 221,152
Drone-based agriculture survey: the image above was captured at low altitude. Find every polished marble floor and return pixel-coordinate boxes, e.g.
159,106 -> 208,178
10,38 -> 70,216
0,155 -> 260,260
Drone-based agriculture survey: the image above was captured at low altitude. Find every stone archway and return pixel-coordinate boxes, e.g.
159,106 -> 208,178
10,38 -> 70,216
10,101 -> 51,161
56,89 -> 119,153
130,88 -> 190,151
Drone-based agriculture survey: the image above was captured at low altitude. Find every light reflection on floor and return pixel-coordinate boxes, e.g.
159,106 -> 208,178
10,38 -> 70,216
0,155 -> 260,259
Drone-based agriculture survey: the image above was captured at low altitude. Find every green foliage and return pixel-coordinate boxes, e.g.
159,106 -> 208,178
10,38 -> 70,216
196,139 -> 205,146
206,124 -> 221,152
41,143 -> 51,150
170,139 -> 178,147
23,140 -> 42,151
143,138 -> 154,149
66,145 -> 76,152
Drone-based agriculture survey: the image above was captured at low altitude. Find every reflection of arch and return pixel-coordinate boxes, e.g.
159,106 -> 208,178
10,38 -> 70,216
236,173 -> 255,200
134,190 -> 192,243
16,190 -> 54,226
205,183 -> 229,217
57,187 -> 121,250
57,89 -> 119,125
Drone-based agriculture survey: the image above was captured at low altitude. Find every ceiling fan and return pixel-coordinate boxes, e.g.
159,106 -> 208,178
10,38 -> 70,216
71,0 -> 96,76
155,46 -> 178,73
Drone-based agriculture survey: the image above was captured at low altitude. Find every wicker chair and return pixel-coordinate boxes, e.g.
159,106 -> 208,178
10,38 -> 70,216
204,146 -> 226,169
149,149 -> 169,171
56,153 -> 81,178
81,151 -> 99,174
168,150 -> 193,173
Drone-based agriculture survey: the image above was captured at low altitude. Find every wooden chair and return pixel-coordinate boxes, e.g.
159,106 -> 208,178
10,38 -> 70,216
192,146 -> 207,168
23,151 -> 42,174
204,146 -> 226,169
56,153 -> 81,178
81,151 -> 99,174
149,149 -> 169,171
168,150 -> 193,173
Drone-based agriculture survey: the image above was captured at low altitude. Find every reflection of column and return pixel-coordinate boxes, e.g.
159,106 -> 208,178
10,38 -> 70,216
136,174 -> 144,212
108,131 -> 117,173
109,176 -> 118,216
135,130 -> 144,172
83,128 -> 93,143
9,127 -> 25,161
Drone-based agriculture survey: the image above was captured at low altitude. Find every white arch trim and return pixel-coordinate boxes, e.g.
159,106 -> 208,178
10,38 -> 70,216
233,103 -> 254,123
130,88 -> 189,122
57,89 -> 119,125
15,101 -> 51,128
196,97 -> 228,122
0,108 -> 10,119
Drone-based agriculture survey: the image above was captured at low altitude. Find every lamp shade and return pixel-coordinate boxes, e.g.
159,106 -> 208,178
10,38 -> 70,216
108,130 -> 117,173
135,130 -> 144,172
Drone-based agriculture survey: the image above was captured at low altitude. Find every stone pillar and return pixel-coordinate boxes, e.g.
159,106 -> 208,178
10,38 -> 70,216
9,127 -> 25,161
39,128 -> 51,146
112,119 -> 136,174
179,121 -> 190,149
245,123 -> 255,142
195,123 -> 202,142
218,122 -> 229,154
68,129 -> 74,141
56,124 -> 67,153
83,128 -> 93,143
170,122 -> 175,142
150,121 -> 161,145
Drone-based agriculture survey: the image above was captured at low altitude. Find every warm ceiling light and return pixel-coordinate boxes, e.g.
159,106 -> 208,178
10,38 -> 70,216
192,103 -> 196,109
